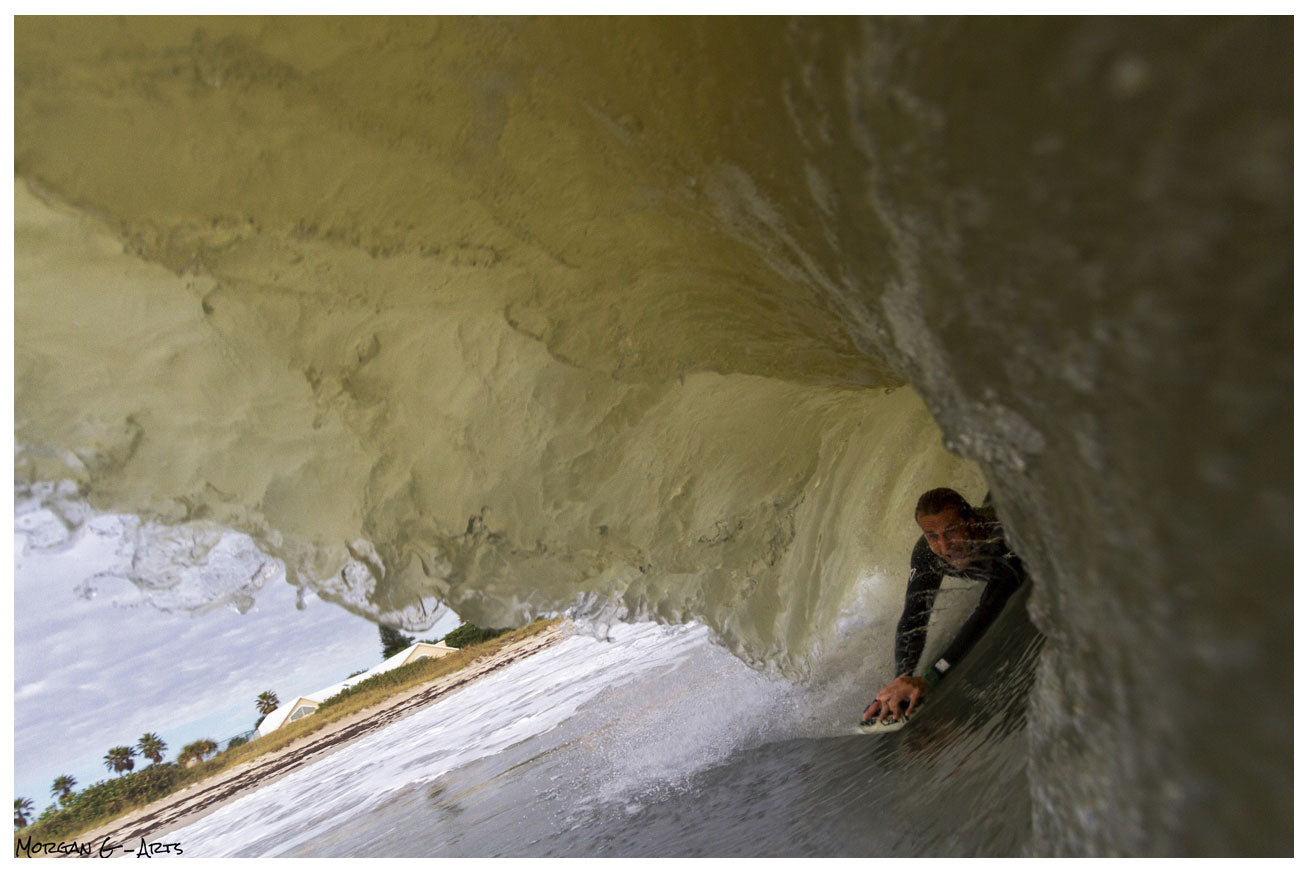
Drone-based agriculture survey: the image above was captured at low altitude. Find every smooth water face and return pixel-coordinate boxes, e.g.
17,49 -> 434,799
15,18 -> 1291,854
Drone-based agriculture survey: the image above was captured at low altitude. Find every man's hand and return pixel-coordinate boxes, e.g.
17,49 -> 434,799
861,674 -> 930,724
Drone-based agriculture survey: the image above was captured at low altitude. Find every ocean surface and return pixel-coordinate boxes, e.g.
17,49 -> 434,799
165,608 -> 1040,857
15,17 -> 1291,854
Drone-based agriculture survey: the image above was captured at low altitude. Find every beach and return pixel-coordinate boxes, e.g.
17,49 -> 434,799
62,623 -> 569,856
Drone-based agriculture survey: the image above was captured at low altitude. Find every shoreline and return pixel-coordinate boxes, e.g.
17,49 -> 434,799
52,622 -> 570,857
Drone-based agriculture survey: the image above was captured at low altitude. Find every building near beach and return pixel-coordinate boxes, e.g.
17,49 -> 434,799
256,641 -> 459,736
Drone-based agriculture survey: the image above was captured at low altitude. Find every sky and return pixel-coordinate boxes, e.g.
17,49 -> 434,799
11,503 -> 461,808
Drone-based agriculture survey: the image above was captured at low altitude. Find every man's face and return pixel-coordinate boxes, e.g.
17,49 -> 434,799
917,507 -> 974,570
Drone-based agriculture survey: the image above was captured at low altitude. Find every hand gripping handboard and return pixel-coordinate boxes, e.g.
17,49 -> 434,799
857,707 -> 917,734
859,666 -> 942,733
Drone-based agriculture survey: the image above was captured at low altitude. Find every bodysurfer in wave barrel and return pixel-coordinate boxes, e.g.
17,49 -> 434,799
861,487 -> 1028,728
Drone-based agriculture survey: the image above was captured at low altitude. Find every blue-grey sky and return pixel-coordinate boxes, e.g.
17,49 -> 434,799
13,506 -> 460,807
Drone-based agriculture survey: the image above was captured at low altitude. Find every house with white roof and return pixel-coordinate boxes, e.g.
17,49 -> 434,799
255,641 -> 459,736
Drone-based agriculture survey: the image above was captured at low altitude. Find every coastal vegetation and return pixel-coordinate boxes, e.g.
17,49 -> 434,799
378,620 -> 512,661
16,765 -> 186,845
176,740 -> 219,767
136,734 -> 167,766
14,618 -> 556,849
51,777 -> 76,806
379,624 -> 414,659
440,622 -> 513,649
102,747 -> 135,775
255,690 -> 280,716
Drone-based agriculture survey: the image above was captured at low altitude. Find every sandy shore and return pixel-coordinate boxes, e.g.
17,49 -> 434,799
62,623 -> 570,856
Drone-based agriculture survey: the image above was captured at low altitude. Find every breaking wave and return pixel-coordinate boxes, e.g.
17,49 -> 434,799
15,17 -> 1291,854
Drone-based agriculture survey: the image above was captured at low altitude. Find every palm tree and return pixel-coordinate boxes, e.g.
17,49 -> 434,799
15,797 -> 34,829
104,746 -> 135,775
255,690 -> 280,716
137,733 -> 167,765
177,739 -> 219,767
50,775 -> 76,805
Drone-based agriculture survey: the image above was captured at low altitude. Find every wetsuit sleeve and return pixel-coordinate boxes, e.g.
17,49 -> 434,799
894,538 -> 943,677
930,559 -> 1024,678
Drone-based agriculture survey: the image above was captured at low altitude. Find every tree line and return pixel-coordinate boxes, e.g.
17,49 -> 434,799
14,690 -> 282,830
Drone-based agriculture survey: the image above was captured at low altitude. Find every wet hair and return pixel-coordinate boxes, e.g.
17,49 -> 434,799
914,487 -> 972,520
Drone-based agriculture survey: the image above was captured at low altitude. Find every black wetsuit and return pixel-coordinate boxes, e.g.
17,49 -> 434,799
894,506 -> 1027,681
